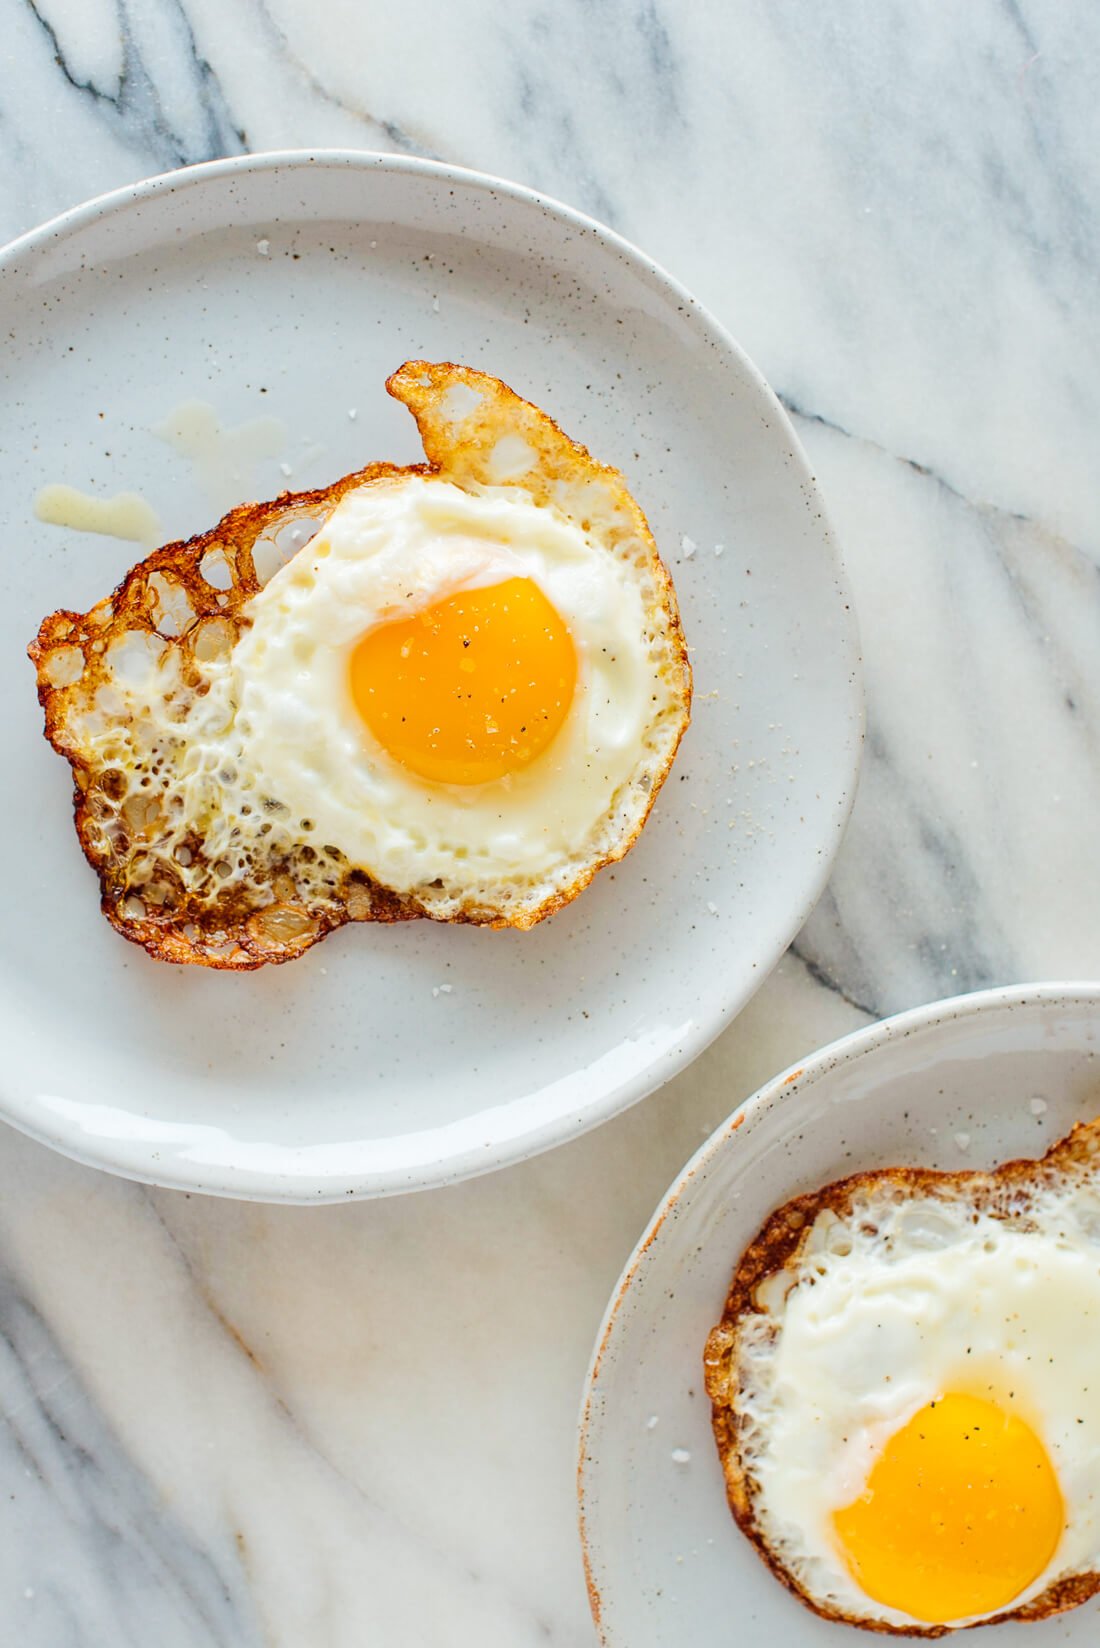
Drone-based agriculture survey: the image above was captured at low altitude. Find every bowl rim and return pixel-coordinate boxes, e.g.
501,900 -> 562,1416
576,978 -> 1100,1639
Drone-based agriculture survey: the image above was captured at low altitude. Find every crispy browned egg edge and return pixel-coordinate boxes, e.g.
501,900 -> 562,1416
29,361 -> 691,969
703,1116 -> 1100,1636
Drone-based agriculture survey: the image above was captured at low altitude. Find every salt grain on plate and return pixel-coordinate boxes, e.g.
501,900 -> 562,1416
681,534 -> 696,558
1030,1097 -> 1048,1116
671,1448 -> 691,1464
954,1131 -> 971,1151
256,238 -> 271,256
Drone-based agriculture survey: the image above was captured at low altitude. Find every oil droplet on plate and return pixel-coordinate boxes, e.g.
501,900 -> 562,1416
34,484 -> 161,547
152,399 -> 289,515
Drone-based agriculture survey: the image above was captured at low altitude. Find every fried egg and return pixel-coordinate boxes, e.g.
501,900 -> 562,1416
704,1119 -> 1100,1634
30,362 -> 691,968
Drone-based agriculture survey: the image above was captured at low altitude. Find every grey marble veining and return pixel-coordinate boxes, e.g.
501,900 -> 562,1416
795,411 -> 1100,1017
1,1 -> 1099,1642
0,1259 -> 260,1646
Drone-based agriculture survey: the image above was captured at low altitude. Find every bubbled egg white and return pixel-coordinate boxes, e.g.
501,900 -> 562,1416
188,472 -> 672,916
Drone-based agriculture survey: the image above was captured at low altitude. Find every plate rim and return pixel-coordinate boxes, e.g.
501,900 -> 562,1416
576,977 -> 1100,1642
2,148 -> 863,1201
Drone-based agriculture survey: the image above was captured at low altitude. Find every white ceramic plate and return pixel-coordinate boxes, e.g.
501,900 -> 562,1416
578,983 -> 1100,1644
0,151 -> 861,1201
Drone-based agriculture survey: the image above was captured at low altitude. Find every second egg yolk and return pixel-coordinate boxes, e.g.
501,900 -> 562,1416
833,1392 -> 1063,1624
349,577 -> 577,786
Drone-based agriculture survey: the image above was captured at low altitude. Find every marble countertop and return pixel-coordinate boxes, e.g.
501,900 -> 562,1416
3,2 -> 1099,1642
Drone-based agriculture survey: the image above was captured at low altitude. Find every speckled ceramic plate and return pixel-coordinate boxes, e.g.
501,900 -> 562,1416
0,151 -> 860,1201
578,983 -> 1100,1645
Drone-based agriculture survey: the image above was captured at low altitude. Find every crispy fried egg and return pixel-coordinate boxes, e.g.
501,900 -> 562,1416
30,362 -> 691,968
704,1118 -> 1100,1635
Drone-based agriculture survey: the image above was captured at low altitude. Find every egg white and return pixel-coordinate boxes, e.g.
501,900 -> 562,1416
179,473 -> 667,911
737,1183 -> 1100,1629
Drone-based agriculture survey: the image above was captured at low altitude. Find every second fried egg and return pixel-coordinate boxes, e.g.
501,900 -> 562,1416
707,1137 -> 1100,1633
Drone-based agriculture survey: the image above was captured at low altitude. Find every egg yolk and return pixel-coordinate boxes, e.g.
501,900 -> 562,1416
349,577 -> 577,786
833,1392 -> 1063,1624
